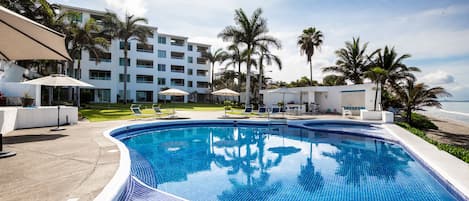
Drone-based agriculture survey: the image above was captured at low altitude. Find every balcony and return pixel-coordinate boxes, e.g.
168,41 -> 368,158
171,78 -> 185,86
197,57 -> 207,65
171,51 -> 184,60
171,65 -> 185,73
136,43 -> 153,53
170,38 -> 185,46
136,75 -> 153,84
197,70 -> 208,77
136,59 -> 153,68
90,52 -> 111,63
197,46 -> 208,53
197,81 -> 209,88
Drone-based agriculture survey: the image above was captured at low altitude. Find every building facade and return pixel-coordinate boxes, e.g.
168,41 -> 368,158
60,5 -> 211,103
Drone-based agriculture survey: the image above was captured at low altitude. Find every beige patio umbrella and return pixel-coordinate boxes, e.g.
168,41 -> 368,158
0,6 -> 71,61
268,88 -> 298,115
158,88 -> 189,116
23,74 -> 94,131
212,88 -> 240,117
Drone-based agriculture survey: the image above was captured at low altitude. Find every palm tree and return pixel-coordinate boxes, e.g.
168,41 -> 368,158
371,46 -> 420,109
63,15 -> 109,106
219,8 -> 281,106
322,75 -> 346,86
365,67 -> 387,111
322,37 -> 374,84
298,27 -> 323,86
202,48 -> 227,93
102,12 -> 152,104
225,45 -> 251,103
256,48 -> 282,102
393,79 -> 451,124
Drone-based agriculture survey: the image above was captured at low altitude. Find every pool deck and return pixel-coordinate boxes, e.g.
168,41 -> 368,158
0,111 -> 468,201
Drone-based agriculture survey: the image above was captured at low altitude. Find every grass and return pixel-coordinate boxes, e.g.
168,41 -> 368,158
79,103 -> 225,122
397,122 -> 469,163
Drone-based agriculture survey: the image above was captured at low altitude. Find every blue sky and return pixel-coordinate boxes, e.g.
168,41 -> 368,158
51,0 -> 469,99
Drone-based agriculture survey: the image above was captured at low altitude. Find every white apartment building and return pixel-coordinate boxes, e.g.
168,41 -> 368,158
60,5 -> 211,103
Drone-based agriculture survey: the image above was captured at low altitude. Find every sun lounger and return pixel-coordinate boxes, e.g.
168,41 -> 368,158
244,106 -> 253,114
271,107 -> 281,114
258,106 -> 267,116
130,104 -> 152,119
152,104 -> 163,117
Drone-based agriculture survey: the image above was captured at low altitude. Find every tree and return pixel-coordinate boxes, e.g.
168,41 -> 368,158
102,12 -> 152,104
256,48 -> 282,102
1,0 -> 59,29
322,37 -> 374,84
371,46 -> 420,108
202,48 -> 227,93
393,79 -> 451,124
322,75 -> 346,86
365,67 -> 387,111
298,27 -> 323,86
219,8 -> 281,106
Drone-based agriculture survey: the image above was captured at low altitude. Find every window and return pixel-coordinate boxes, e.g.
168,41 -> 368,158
171,65 -> 184,73
170,38 -> 184,46
89,70 -> 111,80
188,45 -> 193,51
188,81 -> 193,87
89,52 -> 111,62
136,75 -> 153,83
119,41 -> 130,50
118,90 -> 131,102
197,81 -> 209,88
136,91 -> 153,102
171,78 -> 185,86
68,12 -> 82,23
95,89 -> 110,103
158,50 -> 166,58
119,58 -> 130,66
188,56 -> 193,63
136,43 -> 153,53
197,69 -> 208,76
157,64 -> 166,71
188,69 -> 193,75
157,78 -> 166,85
119,74 -> 130,82
197,46 -> 208,53
158,36 -> 166,44
136,59 -> 153,68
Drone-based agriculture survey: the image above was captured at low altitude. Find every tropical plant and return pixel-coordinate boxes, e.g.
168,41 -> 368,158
102,12 -> 153,104
322,75 -> 346,86
288,76 -> 318,87
364,67 -> 388,111
219,8 -> 281,106
202,48 -> 227,93
256,47 -> 282,101
370,46 -> 420,109
392,79 -> 451,124
1,0 -> 59,29
322,37 -> 374,84
225,44 -> 249,102
298,27 -> 323,86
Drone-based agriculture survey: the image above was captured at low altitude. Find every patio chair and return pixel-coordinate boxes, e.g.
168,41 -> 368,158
152,104 -> 163,117
270,107 -> 281,114
258,105 -> 267,116
130,104 -> 152,119
244,105 -> 253,114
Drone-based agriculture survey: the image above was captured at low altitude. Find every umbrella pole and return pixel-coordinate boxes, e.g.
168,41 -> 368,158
51,86 -> 65,131
0,133 -> 16,158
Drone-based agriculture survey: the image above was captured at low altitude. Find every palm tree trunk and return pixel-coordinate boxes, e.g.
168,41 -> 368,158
374,82 -> 378,111
211,61 -> 215,103
123,41 -> 128,104
245,51 -> 252,106
407,107 -> 412,125
76,58 -> 81,107
238,62 -> 241,103
309,60 -> 313,86
258,66 -> 263,104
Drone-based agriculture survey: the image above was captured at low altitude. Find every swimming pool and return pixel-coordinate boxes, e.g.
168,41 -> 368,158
113,121 -> 463,201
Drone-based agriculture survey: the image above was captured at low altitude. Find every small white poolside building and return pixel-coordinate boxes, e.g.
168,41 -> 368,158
260,83 -> 380,115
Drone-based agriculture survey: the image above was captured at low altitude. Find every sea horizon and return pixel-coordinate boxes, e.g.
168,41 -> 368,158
422,102 -> 469,124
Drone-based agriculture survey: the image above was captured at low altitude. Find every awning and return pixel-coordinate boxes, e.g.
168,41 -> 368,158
0,6 -> 71,61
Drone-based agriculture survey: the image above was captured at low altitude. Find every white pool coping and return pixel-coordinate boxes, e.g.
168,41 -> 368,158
383,124 -> 469,199
95,119 -> 469,201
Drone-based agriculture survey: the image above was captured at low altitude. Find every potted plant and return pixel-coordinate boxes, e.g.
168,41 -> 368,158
21,92 -> 34,107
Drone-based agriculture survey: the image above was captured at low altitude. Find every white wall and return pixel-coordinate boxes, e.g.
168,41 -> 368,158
0,82 -> 41,106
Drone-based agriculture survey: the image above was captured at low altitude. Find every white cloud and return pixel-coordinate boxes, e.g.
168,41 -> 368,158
420,70 -> 455,85
104,0 -> 147,16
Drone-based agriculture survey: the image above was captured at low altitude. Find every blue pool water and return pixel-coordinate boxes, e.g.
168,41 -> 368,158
121,124 -> 460,201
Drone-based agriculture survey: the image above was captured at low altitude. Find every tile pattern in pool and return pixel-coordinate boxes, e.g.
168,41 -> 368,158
121,124 -> 461,201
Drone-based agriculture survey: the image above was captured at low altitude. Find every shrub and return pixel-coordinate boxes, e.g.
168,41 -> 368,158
403,112 -> 438,130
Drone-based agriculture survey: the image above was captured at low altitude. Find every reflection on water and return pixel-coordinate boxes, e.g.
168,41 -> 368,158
123,125 -> 458,201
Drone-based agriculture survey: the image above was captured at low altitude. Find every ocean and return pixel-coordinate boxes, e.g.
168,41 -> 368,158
421,102 -> 469,124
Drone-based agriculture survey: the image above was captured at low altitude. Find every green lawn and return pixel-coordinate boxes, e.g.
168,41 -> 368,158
79,103 -> 227,122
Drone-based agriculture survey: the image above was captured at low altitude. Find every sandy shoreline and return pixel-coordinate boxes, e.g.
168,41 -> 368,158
422,114 -> 469,148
